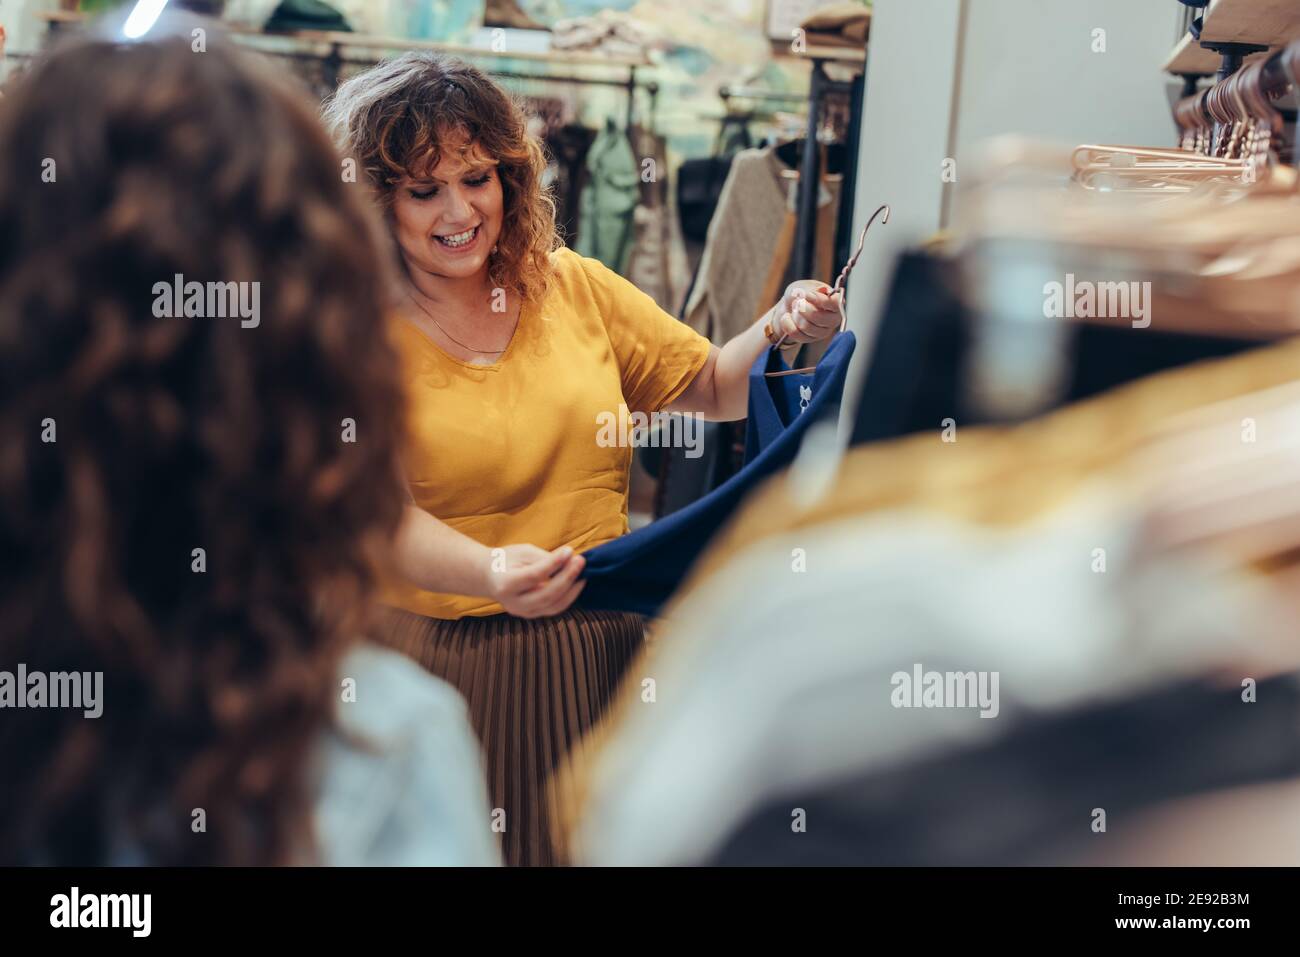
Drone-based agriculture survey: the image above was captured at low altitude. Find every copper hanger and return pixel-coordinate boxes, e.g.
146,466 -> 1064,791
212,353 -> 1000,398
765,203 -> 890,378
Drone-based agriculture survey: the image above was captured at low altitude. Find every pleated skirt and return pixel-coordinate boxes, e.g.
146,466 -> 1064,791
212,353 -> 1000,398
374,605 -> 646,867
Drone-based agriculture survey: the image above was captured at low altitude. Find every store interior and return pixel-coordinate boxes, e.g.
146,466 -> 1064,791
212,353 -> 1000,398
3,0 -> 1300,870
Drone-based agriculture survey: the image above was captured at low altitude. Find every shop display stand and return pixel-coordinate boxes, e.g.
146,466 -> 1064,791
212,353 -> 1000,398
791,47 -> 865,283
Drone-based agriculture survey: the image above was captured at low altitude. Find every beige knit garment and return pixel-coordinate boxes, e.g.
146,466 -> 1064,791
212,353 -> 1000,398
683,148 -> 792,344
684,147 -> 841,348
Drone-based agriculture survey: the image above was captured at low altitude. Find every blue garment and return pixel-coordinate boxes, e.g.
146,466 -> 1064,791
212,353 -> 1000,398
577,332 -> 857,615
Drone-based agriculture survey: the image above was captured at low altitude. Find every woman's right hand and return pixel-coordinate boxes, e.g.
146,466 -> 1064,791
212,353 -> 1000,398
482,543 -> 586,619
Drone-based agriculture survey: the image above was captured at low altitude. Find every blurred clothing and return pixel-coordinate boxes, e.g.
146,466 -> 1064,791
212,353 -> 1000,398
712,672 -> 1300,865
556,320 -> 1300,865
576,119 -> 641,274
624,125 -> 692,315
559,499 -> 1268,865
683,147 -> 841,348
544,123 -> 596,249
683,147 -> 787,345
313,644 -> 499,866
104,645 -> 498,866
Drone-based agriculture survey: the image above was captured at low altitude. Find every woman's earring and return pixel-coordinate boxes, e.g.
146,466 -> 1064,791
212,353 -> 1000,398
491,243 -> 499,254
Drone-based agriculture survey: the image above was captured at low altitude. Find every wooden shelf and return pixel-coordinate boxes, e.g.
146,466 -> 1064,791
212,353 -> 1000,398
792,43 -> 867,64
1164,0 -> 1300,75
1163,31 -> 1274,75
1201,0 -> 1300,46
1165,33 -> 1223,74
35,13 -> 650,69
287,30 -> 650,68
770,36 -> 866,63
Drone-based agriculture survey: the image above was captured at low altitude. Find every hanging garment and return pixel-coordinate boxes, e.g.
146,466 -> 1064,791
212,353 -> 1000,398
683,147 -> 843,347
557,499 -> 1282,865
623,126 -> 691,315
682,148 -> 788,344
543,123 -> 596,248
710,671 -> 1300,866
576,118 -> 641,274
646,419 -> 729,519
575,332 -> 857,616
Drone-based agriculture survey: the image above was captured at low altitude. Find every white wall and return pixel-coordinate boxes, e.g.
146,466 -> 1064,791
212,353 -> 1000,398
840,0 -> 1185,426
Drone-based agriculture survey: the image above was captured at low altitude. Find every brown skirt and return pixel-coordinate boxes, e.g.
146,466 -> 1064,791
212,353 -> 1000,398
374,605 -> 646,866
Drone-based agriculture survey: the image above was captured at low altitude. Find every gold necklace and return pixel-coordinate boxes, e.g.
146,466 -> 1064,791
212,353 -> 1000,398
406,288 -> 520,355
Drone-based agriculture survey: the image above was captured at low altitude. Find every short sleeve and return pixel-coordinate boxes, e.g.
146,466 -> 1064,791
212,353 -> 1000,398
577,253 -> 714,416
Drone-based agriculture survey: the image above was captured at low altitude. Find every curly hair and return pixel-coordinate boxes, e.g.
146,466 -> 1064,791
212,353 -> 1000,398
0,26 -> 406,865
322,52 -> 560,303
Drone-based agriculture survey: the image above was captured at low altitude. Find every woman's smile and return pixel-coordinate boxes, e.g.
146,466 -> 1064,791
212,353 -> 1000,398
433,223 -> 482,252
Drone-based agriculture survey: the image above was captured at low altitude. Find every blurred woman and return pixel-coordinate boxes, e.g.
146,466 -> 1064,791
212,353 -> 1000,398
0,20 -> 497,865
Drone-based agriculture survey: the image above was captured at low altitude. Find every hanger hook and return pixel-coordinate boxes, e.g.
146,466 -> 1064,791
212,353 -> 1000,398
765,201 -> 890,365
833,203 -> 891,296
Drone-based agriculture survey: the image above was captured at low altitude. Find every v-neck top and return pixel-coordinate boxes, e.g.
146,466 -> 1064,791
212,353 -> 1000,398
384,246 -> 713,619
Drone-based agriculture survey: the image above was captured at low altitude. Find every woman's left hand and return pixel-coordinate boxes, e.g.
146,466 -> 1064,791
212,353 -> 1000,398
771,280 -> 842,344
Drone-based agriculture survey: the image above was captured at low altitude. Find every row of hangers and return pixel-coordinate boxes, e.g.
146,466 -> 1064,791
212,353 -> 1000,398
1072,41 -> 1300,192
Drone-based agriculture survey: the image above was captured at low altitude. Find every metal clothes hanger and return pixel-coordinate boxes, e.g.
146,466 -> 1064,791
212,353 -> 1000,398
765,203 -> 890,378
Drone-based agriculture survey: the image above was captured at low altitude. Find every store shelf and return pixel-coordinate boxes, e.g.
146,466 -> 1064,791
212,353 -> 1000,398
287,30 -> 649,68
1164,0 -> 1300,75
1201,0 -> 1300,46
795,44 -> 867,63
34,13 -> 650,69
1163,31 -> 1274,75
1164,33 -> 1227,74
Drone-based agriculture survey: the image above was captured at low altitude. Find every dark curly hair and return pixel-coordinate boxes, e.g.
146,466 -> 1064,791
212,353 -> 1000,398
0,23 -> 406,865
322,51 -> 560,303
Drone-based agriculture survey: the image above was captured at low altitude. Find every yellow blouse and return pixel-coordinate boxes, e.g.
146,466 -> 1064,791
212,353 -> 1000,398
385,247 -> 714,620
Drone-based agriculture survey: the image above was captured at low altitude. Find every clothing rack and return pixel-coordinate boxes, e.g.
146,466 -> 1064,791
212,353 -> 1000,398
35,13 -> 657,132
490,71 -> 660,134
1173,34 -> 1300,169
1166,0 -> 1300,95
718,85 -> 806,106
792,51 -> 864,282
271,31 -> 657,132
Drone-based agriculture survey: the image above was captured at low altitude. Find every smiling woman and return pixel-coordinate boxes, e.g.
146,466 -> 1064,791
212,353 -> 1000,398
322,50 -> 842,866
